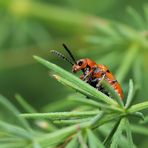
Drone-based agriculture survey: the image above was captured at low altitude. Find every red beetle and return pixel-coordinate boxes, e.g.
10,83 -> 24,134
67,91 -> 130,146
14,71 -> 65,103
51,44 -> 124,99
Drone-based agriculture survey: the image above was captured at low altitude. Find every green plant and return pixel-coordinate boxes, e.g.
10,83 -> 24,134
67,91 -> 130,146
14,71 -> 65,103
1,56 -> 147,147
0,0 -> 148,147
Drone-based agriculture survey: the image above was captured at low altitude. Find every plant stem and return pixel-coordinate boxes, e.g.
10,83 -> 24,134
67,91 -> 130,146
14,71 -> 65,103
20,111 -> 100,119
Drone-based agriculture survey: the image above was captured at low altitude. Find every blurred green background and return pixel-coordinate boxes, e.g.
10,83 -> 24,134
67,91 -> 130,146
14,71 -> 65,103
0,0 -> 148,147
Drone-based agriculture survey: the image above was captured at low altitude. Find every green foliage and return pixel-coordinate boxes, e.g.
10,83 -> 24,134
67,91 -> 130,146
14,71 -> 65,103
19,56 -> 148,147
87,129 -> 105,148
0,0 -> 148,147
0,56 -> 148,147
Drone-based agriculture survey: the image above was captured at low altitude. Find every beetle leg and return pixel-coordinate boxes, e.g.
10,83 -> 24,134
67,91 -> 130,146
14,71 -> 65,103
96,73 -> 105,88
83,66 -> 98,81
83,69 -> 94,81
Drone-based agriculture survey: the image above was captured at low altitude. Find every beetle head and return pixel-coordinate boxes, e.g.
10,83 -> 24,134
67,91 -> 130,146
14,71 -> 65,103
72,59 -> 87,73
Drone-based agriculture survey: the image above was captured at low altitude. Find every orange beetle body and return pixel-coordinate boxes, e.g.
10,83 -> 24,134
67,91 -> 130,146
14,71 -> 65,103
51,44 -> 124,100
72,58 -> 124,99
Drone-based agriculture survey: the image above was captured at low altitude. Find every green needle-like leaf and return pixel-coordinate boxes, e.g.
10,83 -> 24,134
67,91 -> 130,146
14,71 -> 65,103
127,101 -> 148,113
110,118 -> 125,148
127,7 -> 146,30
90,111 -> 105,126
53,118 -> 91,125
94,22 -> 118,37
53,74 -> 96,100
103,119 -> 121,147
68,93 -> 122,112
92,113 -> 123,129
77,131 -> 87,148
15,94 -> 37,113
87,129 -> 105,148
0,142 -> 28,148
65,136 -> 79,148
0,95 -> 31,132
140,115 -> 148,124
38,121 -> 91,147
20,111 -> 100,119
0,121 -> 32,140
101,80 -> 124,108
131,112 -> 144,120
125,79 -> 135,108
42,98 -> 77,112
125,118 -> 134,148
131,124 -> 148,136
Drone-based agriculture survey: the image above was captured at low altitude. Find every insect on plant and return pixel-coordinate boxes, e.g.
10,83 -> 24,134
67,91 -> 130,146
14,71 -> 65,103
51,44 -> 124,100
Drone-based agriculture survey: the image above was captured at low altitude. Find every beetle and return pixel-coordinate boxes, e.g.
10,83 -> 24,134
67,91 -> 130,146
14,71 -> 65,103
50,44 -> 124,99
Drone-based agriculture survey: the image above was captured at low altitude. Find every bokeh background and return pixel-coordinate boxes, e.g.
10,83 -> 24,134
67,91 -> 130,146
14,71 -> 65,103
0,0 -> 148,147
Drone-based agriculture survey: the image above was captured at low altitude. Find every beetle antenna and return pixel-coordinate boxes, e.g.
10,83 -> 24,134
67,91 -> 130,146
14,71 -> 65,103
50,50 -> 74,65
62,43 -> 77,64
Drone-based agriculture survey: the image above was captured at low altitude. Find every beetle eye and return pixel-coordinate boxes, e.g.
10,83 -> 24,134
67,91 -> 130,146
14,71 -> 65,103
78,61 -> 83,66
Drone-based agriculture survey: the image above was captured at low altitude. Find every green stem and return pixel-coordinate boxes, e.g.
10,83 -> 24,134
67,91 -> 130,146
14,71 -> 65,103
20,111 -> 100,119
53,118 -> 91,125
